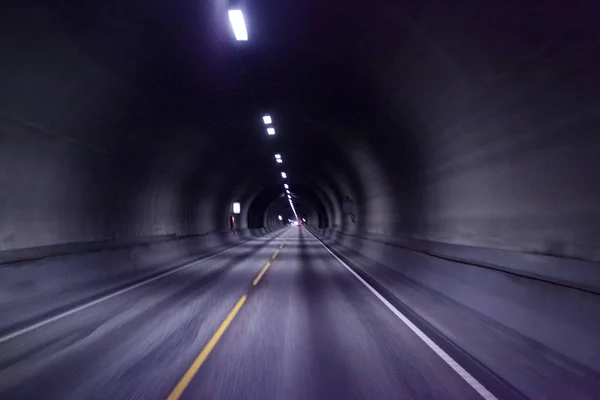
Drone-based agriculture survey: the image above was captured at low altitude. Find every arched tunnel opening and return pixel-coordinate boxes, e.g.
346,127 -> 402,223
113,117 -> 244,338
1,1 -> 600,399
248,183 -> 329,230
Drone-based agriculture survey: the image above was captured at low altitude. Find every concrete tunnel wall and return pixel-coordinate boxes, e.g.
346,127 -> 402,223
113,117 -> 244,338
0,1 -> 599,262
0,3 -> 275,254
1,2 -> 599,258
262,3 -> 600,262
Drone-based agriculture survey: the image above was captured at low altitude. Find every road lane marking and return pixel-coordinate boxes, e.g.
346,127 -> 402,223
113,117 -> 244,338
272,249 -> 280,259
168,237 -> 287,398
253,261 -> 271,286
0,238 -> 265,344
167,294 -> 248,400
308,231 -> 498,400
0,231 -> 293,344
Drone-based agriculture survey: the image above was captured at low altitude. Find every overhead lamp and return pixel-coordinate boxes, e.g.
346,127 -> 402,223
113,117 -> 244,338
263,115 -> 272,124
278,215 -> 282,221
228,10 -> 248,41
274,154 -> 281,159
286,190 -> 290,193
267,127 -> 275,135
281,172 -> 287,178
284,184 -> 289,189
232,202 -> 241,214
276,159 -> 282,164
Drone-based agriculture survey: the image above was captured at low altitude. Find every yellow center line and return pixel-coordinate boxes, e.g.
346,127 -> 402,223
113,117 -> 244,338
272,249 -> 280,259
252,261 -> 271,286
167,294 -> 248,400
167,239 -> 288,399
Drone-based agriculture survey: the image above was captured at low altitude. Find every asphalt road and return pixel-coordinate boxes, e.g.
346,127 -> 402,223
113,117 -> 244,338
0,228 -> 488,400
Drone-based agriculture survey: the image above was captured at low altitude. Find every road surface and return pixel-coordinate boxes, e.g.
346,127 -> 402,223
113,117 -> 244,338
0,228 -> 490,399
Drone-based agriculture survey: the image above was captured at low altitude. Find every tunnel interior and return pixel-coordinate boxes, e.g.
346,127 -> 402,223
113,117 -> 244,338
2,0 -> 599,260
1,1 -> 600,399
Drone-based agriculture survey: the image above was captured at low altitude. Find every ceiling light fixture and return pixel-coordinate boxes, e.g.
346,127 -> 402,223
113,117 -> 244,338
228,10 -> 248,41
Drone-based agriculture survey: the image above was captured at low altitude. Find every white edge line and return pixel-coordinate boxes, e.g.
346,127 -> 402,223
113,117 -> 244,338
0,236 -> 267,344
307,230 -> 498,400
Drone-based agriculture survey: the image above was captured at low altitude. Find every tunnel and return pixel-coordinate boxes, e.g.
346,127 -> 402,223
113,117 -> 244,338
1,1 -> 600,399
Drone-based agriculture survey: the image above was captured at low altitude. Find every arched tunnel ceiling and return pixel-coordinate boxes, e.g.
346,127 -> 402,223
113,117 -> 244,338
2,0 -> 600,260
